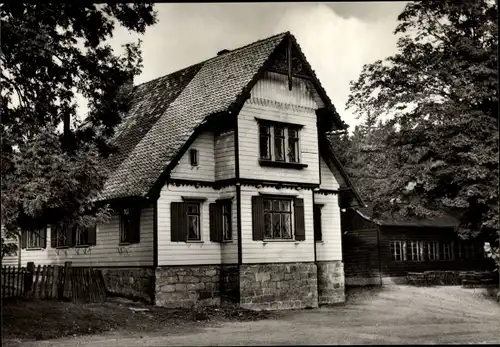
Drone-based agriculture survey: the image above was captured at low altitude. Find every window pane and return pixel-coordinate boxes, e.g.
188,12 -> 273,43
281,214 -> 291,238
264,213 -> 272,238
187,204 -> 199,213
288,129 -> 298,138
280,200 -> 291,212
223,214 -> 231,240
288,138 -> 298,163
260,135 -> 270,159
275,137 -> 284,161
272,200 -> 280,211
264,199 -> 272,211
188,215 -> 199,240
274,126 -> 284,137
273,213 -> 281,238
260,125 -> 270,135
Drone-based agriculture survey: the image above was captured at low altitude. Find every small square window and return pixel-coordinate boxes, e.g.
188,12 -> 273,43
190,149 -> 198,166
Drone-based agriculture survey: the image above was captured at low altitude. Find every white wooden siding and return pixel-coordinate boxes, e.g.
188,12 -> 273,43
238,100 -> 320,183
10,205 -> 154,267
157,184 -> 238,265
314,193 -> 343,261
319,156 -> 346,190
215,130 -> 235,180
251,71 -> 324,109
171,131 -> 215,181
240,186 -> 315,263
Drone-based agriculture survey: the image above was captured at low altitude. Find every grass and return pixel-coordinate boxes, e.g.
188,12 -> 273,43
1,297 -> 273,341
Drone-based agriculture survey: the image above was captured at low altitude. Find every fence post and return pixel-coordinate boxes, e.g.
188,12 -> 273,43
25,262 -> 35,296
52,265 -> 59,299
63,261 -> 72,301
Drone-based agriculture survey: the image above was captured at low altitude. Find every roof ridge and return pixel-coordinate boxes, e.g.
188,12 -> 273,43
133,32 -> 290,90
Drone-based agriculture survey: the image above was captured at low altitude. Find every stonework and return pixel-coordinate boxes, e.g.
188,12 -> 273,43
317,261 -> 345,305
101,267 -> 155,303
239,262 -> 319,310
221,264 -> 240,302
155,265 -> 240,308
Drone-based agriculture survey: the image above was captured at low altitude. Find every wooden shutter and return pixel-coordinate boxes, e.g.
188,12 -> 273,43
294,198 -> 305,241
40,227 -> 47,248
209,203 -> 223,242
313,205 -> 322,241
65,225 -> 74,247
21,229 -> 27,249
50,225 -> 57,248
130,207 -> 141,244
87,225 -> 97,246
171,202 -> 187,242
252,196 -> 264,241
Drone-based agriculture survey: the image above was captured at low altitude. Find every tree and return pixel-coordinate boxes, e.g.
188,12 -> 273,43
1,4 -> 157,256
346,0 -> 498,256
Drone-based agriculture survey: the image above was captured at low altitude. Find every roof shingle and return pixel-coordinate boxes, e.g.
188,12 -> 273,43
100,32 -> 287,200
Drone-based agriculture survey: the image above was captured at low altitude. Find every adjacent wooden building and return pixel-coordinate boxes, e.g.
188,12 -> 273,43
341,205 -> 490,285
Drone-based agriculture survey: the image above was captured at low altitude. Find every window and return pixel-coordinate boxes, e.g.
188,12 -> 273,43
251,196 -> 305,241
24,228 -> 46,249
55,226 -> 68,248
424,241 -> 440,261
390,241 -> 405,262
405,241 -> 423,261
120,207 -> 141,244
313,204 -> 323,241
187,202 -> 201,241
263,197 -> 293,240
258,122 -> 302,164
209,200 -> 232,242
190,149 -> 198,166
222,202 -> 232,241
441,242 -> 453,260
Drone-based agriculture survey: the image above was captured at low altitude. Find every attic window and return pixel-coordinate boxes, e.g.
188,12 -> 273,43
190,149 -> 198,166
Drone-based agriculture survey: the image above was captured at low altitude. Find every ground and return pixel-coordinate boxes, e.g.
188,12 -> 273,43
3,285 -> 499,346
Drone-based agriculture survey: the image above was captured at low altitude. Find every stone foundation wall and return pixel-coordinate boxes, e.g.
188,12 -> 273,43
155,265 -> 224,308
100,267 -> 155,303
317,261 -> 345,305
220,264 -> 240,302
239,262 -> 318,310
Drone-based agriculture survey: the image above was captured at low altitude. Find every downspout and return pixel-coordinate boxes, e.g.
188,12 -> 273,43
376,226 -> 382,286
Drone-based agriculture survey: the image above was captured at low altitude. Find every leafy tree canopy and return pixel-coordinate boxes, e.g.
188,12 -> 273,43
345,0 -> 498,245
1,4 -> 157,250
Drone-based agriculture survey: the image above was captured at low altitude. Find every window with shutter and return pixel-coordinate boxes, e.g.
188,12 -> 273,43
210,200 -> 232,242
25,228 -> 46,249
120,207 -> 141,244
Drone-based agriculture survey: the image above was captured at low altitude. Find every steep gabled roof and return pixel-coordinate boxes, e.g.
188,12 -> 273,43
99,32 -> 346,201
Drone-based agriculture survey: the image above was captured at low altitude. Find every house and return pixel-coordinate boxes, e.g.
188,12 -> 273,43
341,204 -> 490,286
1,32 -> 365,310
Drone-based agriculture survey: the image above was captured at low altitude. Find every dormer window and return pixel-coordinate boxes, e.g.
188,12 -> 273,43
190,149 -> 198,166
257,119 -> 307,169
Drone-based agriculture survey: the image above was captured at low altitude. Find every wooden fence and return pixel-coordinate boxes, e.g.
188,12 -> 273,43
1,262 -> 106,302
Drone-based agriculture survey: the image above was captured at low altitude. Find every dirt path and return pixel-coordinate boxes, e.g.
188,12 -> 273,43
5,286 -> 500,346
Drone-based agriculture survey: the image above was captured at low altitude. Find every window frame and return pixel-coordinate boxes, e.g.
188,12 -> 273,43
75,226 -> 90,247
263,196 -> 294,240
186,201 -> 201,241
221,200 -> 232,241
26,229 -> 44,250
190,148 -> 198,166
119,207 -> 140,245
257,119 -> 307,169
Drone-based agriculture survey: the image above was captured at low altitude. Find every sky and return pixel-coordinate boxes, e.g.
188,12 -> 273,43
105,2 -> 409,130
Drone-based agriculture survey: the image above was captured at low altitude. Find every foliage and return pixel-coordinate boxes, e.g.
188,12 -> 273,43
345,0 -> 498,244
0,4 -> 157,255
